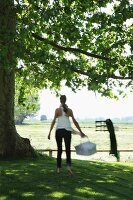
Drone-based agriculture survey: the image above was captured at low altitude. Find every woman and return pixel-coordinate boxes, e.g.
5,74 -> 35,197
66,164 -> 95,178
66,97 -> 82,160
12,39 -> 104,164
48,95 -> 86,174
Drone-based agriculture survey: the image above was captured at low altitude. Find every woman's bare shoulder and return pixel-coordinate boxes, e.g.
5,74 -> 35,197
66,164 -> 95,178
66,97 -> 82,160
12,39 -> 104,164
55,108 -> 62,116
55,108 -> 60,111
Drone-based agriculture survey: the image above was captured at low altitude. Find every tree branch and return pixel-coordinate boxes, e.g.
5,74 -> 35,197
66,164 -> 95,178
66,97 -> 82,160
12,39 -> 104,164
110,74 -> 133,80
70,66 -> 133,80
32,33 -> 110,61
59,62 -> 132,80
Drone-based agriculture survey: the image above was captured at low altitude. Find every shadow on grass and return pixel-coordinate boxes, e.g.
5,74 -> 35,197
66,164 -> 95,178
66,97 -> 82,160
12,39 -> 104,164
0,155 -> 133,200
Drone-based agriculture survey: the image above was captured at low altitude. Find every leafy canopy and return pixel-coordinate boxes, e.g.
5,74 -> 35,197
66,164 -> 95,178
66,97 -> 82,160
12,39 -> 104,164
15,0 -> 133,98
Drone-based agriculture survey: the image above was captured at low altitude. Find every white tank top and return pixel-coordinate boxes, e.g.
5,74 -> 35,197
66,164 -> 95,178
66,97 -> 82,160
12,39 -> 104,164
56,107 -> 72,131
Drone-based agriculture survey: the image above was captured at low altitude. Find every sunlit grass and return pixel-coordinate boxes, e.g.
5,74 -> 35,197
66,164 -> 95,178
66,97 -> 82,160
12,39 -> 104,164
16,122 -> 133,150
21,192 -> 35,197
16,123 -> 133,162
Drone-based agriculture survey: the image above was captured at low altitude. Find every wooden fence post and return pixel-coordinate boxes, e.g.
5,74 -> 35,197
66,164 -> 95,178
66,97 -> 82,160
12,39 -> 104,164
49,150 -> 52,157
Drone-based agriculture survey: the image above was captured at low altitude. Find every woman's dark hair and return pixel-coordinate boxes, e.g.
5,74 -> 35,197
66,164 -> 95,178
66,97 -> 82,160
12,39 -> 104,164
60,95 -> 68,113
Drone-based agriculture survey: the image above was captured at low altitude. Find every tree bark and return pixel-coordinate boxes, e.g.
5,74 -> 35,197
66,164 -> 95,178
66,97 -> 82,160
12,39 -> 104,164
0,69 -> 36,158
0,0 -> 36,158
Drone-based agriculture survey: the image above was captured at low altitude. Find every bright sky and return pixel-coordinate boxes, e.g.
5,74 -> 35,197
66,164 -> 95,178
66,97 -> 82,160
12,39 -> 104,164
39,86 -> 133,120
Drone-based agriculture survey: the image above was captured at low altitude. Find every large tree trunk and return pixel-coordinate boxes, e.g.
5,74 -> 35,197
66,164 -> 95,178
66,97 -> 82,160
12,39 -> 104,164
0,0 -> 36,158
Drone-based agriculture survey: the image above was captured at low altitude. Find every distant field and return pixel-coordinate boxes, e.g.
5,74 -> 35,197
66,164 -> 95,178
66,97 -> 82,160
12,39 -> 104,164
16,122 -> 133,162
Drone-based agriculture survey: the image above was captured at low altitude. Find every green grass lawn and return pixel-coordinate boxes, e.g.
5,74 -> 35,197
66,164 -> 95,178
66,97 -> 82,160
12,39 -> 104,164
0,156 -> 133,200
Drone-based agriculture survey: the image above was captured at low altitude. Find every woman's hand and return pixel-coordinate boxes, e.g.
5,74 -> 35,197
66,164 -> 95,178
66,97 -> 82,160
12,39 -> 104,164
48,133 -> 51,140
80,132 -> 88,138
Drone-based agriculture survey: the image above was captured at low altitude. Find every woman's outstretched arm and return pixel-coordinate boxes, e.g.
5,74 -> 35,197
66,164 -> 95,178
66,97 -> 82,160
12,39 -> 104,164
70,110 -> 87,137
48,109 -> 58,140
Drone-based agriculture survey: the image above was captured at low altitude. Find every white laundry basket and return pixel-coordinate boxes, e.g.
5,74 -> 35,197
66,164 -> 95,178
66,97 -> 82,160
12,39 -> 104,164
75,140 -> 97,156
